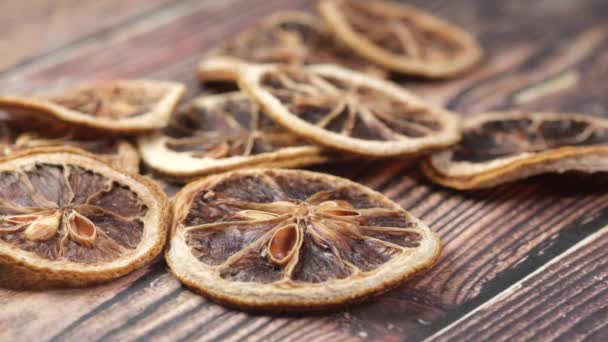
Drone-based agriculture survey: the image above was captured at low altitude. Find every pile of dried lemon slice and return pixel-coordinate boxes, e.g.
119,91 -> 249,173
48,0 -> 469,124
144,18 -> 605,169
0,0 -> 604,311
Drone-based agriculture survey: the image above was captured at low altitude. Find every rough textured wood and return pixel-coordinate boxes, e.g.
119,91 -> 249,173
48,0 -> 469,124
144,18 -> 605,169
428,226 -> 608,342
0,0 -> 607,341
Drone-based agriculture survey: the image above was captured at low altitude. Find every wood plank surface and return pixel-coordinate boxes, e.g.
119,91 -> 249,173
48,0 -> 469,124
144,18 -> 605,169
0,0 -> 175,71
428,226 -> 608,341
0,0 -> 607,341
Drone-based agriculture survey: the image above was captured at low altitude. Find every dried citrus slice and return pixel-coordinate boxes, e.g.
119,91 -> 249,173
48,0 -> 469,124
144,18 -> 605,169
239,64 -> 461,157
167,169 -> 441,310
0,148 -> 169,288
317,0 -> 483,78
198,11 -> 384,82
138,92 -> 332,181
0,122 -> 140,173
423,112 -> 608,190
0,80 -> 185,134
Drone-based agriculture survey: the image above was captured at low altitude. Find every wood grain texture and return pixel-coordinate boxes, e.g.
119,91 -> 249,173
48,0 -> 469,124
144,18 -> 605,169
0,0 -> 175,71
0,0 -> 607,341
428,226 -> 608,342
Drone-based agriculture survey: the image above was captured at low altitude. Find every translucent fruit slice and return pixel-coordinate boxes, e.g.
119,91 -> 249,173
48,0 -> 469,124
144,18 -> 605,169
138,92 -> 332,182
167,169 -> 441,311
423,112 -> 608,190
0,121 -> 140,173
0,80 -> 185,134
239,64 -> 461,157
0,148 -> 169,288
317,0 -> 483,78
198,11 -> 384,82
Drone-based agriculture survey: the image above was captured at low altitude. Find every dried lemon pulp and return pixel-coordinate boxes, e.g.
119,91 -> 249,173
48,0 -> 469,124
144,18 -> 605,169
317,0 -> 483,77
240,64 -> 460,157
423,112 -> 608,189
0,148 -> 169,288
198,11 -> 383,81
138,92 -> 331,181
167,169 -> 440,311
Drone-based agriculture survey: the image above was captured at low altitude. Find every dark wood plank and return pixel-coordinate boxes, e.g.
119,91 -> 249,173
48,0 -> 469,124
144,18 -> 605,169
0,0 -> 175,71
0,0 -> 607,341
427,226 -> 608,342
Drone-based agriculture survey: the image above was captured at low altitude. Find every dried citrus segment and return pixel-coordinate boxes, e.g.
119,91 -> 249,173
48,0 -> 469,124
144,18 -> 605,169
138,92 -> 332,181
0,121 -> 139,173
167,169 -> 440,311
423,112 -> 608,189
0,148 -> 169,288
0,80 -> 185,134
317,0 -> 483,78
198,11 -> 384,82
240,64 -> 461,157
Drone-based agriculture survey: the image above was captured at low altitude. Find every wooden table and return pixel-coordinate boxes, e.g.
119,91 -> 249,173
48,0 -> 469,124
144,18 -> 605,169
1,0 -> 607,341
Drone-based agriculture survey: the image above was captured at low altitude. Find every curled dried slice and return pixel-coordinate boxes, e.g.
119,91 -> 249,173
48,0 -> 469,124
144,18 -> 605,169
138,92 -> 332,182
317,0 -> 483,78
423,112 -> 608,189
0,80 -> 185,134
239,64 -> 461,157
0,148 -> 169,288
167,169 -> 440,311
198,11 -> 383,82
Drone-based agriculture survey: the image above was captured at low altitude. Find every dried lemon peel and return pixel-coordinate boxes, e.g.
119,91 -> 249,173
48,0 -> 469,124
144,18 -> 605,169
198,11 -> 384,82
423,112 -> 608,190
0,147 -> 169,288
0,80 -> 185,134
317,0 -> 483,78
167,169 -> 440,311
239,64 -> 461,157
138,92 -> 333,182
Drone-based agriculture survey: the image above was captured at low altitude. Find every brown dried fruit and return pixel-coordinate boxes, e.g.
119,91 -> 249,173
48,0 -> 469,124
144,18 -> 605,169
0,121 -> 140,173
239,64 -> 461,157
317,0 -> 483,78
423,112 -> 608,189
166,169 -> 441,311
0,148 -> 169,288
138,92 -> 332,182
198,11 -> 384,82
0,80 -> 185,134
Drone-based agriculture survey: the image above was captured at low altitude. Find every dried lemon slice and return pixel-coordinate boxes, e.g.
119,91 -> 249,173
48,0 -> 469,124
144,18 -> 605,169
0,80 -> 185,134
423,112 -> 608,190
0,121 -> 140,173
317,0 -> 483,78
138,92 -> 332,181
198,11 -> 383,82
0,148 -> 169,288
167,169 -> 440,310
240,64 -> 461,157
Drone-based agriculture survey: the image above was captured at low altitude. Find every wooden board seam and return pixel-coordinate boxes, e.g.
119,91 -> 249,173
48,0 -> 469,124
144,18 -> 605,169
425,224 -> 608,341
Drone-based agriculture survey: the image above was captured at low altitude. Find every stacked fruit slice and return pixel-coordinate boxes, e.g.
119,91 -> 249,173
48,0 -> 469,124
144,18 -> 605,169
0,80 -> 183,287
198,11 -> 386,81
138,92 -> 332,181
